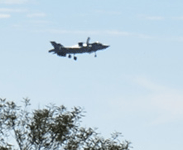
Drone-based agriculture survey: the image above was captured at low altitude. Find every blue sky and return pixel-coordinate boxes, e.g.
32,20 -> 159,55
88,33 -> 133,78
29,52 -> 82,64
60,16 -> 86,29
1,0 -> 183,149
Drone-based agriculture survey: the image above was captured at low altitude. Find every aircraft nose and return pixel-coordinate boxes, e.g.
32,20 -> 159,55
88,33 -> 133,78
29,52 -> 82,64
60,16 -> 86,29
103,45 -> 109,49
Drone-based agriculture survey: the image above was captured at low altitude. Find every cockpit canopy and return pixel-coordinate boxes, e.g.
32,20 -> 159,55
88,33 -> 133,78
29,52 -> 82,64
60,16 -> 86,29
92,42 -> 102,46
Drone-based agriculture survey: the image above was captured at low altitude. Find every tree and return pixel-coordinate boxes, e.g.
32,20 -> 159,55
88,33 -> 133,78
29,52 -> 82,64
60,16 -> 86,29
0,98 -> 131,150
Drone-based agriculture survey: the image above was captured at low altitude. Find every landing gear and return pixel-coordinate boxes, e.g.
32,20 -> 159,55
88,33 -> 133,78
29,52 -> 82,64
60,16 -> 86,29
74,56 -> 77,61
94,53 -> 97,57
68,54 -> 77,61
68,54 -> 71,58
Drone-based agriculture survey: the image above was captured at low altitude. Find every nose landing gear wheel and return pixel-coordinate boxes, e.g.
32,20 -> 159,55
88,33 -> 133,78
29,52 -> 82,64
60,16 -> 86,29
74,56 -> 77,61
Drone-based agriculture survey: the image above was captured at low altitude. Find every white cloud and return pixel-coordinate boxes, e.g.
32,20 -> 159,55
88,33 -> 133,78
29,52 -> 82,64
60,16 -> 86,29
42,29 -> 154,39
0,14 -> 10,18
41,29 -> 102,35
36,29 -> 183,42
139,15 -> 183,21
109,76 -> 183,126
134,77 -> 168,92
0,8 -> 27,19
145,16 -> 164,20
0,0 -> 28,4
0,8 -> 27,12
175,36 -> 183,42
138,15 -> 165,21
95,10 -> 122,15
27,20 -> 49,24
171,16 -> 183,20
135,77 -> 183,124
105,30 -> 155,39
27,13 -> 46,18
105,30 -> 132,36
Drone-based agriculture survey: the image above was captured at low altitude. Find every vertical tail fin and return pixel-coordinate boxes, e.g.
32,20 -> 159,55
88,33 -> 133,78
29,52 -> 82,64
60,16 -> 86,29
86,37 -> 90,46
50,41 -> 64,49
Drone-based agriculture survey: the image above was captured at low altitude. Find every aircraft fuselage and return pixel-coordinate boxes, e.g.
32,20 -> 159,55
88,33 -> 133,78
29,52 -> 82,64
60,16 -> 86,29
49,37 -> 109,60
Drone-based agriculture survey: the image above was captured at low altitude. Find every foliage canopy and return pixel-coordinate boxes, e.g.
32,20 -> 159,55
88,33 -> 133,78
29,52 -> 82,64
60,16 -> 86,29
0,98 -> 131,150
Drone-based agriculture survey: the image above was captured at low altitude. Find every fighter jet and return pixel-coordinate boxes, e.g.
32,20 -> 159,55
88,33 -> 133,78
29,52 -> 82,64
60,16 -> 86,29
48,37 -> 109,60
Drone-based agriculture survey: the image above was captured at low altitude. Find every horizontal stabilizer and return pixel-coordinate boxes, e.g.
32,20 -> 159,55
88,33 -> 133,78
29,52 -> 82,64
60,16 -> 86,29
49,49 -> 56,53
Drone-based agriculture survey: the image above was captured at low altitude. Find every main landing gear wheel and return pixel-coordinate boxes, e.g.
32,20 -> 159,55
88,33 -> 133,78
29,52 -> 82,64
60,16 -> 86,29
94,53 -> 97,57
74,56 -> 77,61
68,54 -> 71,58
